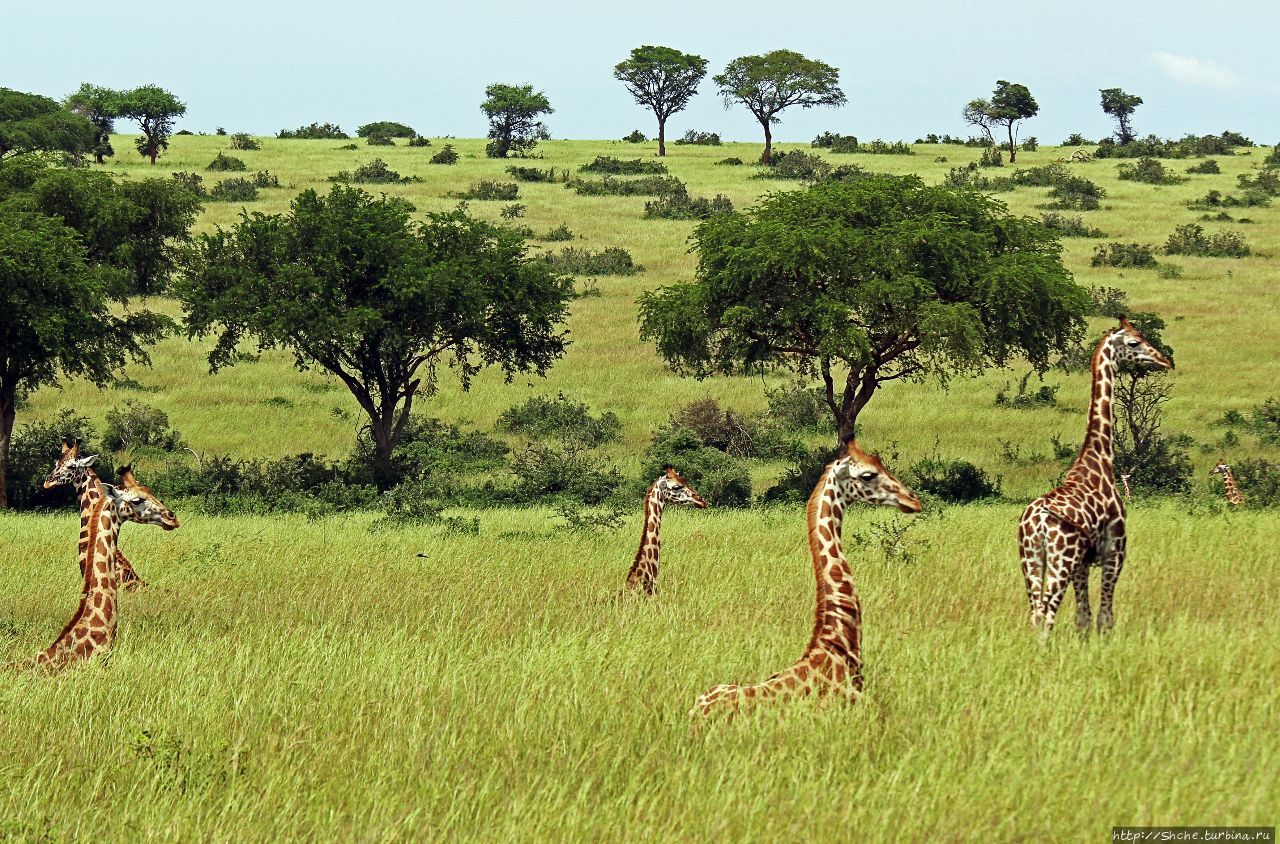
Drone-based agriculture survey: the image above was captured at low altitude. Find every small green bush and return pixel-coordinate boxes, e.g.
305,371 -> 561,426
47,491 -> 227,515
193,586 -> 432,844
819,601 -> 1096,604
228,132 -> 260,151
569,175 -> 684,196
497,393 -> 622,448
1117,157 -> 1187,185
366,135 -> 394,146
715,157 -> 743,166
1043,176 -> 1105,210
642,427 -> 752,507
429,144 -> 459,165
538,247 -> 640,275
278,122 -> 349,140
622,129 -> 647,143
907,454 -> 1002,502
407,136 -> 431,147
505,165 -> 569,182
171,171 -> 207,197
756,150 -> 830,181
579,156 -> 668,175
1164,224 -> 1250,258
1237,169 -> 1280,195
672,130 -> 721,146
765,382 -> 827,431
510,443 -> 623,506
1062,133 -> 1094,145
643,188 -> 733,220
500,203 -> 526,219
1186,159 -> 1220,174
978,147 -> 1003,168
251,170 -> 280,188
1088,285 -> 1129,318
456,181 -> 519,201
103,400 -> 183,452
1091,242 -> 1160,268
329,158 -> 415,184
1041,212 -> 1105,238
539,223 -> 574,241
206,152 -> 247,172
1186,189 -> 1270,210
207,178 -> 259,202
1021,136 -> 1038,152
357,121 -> 416,139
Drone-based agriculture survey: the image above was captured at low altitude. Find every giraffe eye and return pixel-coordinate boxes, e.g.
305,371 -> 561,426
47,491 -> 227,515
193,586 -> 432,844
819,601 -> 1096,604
1125,338 -> 1140,346
860,471 -> 878,481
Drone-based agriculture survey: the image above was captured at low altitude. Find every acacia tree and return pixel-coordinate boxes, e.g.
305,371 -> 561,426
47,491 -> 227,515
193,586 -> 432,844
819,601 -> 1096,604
0,87 -> 93,159
481,84 -> 553,158
639,174 -> 1089,441
178,186 -> 574,486
962,98 -> 996,147
66,84 -> 122,164
614,46 -> 708,157
713,50 -> 845,164
1100,88 -> 1143,144
987,81 -> 1038,162
118,84 -> 186,164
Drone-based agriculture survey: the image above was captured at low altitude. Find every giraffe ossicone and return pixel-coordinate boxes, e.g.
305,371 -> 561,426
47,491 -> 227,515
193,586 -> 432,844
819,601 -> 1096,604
623,465 -> 708,595
692,437 -> 921,717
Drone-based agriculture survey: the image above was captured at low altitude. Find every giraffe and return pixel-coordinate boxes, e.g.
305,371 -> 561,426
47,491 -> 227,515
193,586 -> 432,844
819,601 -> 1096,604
624,465 -> 708,595
1119,473 -> 1133,504
1210,460 -> 1245,506
6,442 -> 178,673
1018,317 -> 1173,637
692,437 -> 922,717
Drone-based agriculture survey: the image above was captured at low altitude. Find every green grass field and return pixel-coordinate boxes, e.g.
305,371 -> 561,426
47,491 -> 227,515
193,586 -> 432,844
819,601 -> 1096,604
2,135 -> 1278,840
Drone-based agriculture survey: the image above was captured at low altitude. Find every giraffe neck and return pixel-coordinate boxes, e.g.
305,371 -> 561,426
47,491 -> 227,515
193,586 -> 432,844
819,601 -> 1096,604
803,470 -> 860,670
625,485 -> 665,593
1222,468 -> 1244,505
1070,340 -> 1117,485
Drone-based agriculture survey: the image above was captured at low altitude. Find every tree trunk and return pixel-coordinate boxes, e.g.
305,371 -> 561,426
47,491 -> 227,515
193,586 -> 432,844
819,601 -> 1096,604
1007,124 -> 1017,163
657,117 -> 666,157
369,415 -> 397,491
0,385 -> 16,510
761,121 -> 773,164
95,151 -> 105,165
149,143 -> 157,165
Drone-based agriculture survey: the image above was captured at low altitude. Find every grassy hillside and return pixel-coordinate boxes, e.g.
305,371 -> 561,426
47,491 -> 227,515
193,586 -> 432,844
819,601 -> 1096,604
18,133 -> 1280,498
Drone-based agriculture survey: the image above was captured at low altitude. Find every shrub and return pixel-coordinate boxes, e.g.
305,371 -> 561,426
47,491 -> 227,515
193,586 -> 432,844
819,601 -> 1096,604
1095,133 -> 1250,159
277,122 -> 349,140
1163,224 -> 1250,258
206,152 -> 247,172
813,132 -> 913,155
1009,163 -> 1070,187
2,409 -> 112,511
429,144 -> 459,165
1237,169 -> 1280,195
1249,397 -> 1280,442
906,454 -> 1002,502
569,175 -> 684,196
497,393 -> 622,448
622,129 -> 647,143
756,150 -> 831,181
765,382 -> 827,431
103,400 -> 183,452
1021,136 -> 1039,152
455,181 -> 519,201
343,416 -> 508,490
1088,285 -> 1129,318
171,171 -> 207,197
329,158 -> 414,184
762,443 -> 840,504
978,147 -> 1003,167
1263,145 -> 1280,168
579,156 -> 668,175
510,443 -> 623,506
366,135 -> 394,146
228,132 -> 260,151
207,178 -> 259,202
642,427 -> 751,507
1062,133 -> 1095,145
1186,159 -> 1220,174
251,170 -> 280,188
500,203 -> 526,219
1156,263 -> 1184,280
995,372 -> 1060,409
505,165 -> 569,182
407,136 -> 431,147
539,223 -> 574,241
672,129 -> 721,146
356,121 -> 416,139
1091,242 -> 1159,268
1043,176 -> 1105,210
944,162 -> 1013,192
1186,189 -> 1270,210
715,157 -> 744,166
1230,459 -> 1280,508
538,247 -> 640,275
1117,157 -> 1187,185
336,143 -> 358,151
643,188 -> 733,220
1041,212 -> 1105,238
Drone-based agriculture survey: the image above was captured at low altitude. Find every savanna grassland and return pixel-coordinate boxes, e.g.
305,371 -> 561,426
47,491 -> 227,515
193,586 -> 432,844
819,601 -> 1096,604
1,134 -> 1278,841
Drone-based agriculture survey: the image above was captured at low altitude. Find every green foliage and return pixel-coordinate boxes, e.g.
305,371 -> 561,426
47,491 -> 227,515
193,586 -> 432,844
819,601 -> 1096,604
228,133 -> 260,151
1099,88 -> 1143,144
579,156 -> 668,175
757,150 -> 830,180
715,50 -> 845,162
207,178 -> 259,202
672,130 -> 721,146
366,135 -> 394,146
171,171 -> 206,197
715,157 -> 743,166
357,121 -> 417,139
345,415 -> 509,490
1095,132 -> 1252,160
1062,133 -> 1095,146
1021,136 -> 1038,152
538,246 -> 640,275
505,165 -> 569,182
65,83 -> 122,163
761,443 -> 839,504
642,426 -> 752,507
1114,374 -> 1193,494
1186,189 -> 1269,210
1087,285 -> 1129,319
812,133 -> 914,155
1043,175 -> 1105,210
1228,459 -> 1280,508
539,223 -> 574,241
1237,169 -> 1280,195
500,203 -> 525,220
643,188 -> 733,220
1186,159 -> 1220,174
510,443 -> 623,506
117,84 -> 186,164
481,83 -> 552,158
995,371 -> 1060,409
456,181 -> 519,201
2,409 -> 113,511
978,147 -> 1003,168
1164,224 -> 1250,258
0,87 -> 94,159
1041,212 -> 1105,238
906,453 -> 1002,502
1008,163 -> 1069,187
1091,242 -> 1159,268
103,399 -> 183,452
407,136 -> 431,148
178,186 -> 573,486
329,158 -> 415,184
613,46 -> 709,155
622,130 -> 647,143
966,81 -> 1038,162
1264,144 -> 1280,168
569,174 -> 684,196
638,173 -> 1088,437
430,144 -> 459,165
765,382 -> 828,431
251,170 -> 280,188
497,393 -> 621,449
1117,157 -> 1186,185
277,122 -> 349,140
207,152 -> 247,171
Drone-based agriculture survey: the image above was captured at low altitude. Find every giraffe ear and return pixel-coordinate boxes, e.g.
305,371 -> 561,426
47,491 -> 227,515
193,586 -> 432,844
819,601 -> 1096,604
663,464 -> 677,479
77,454 -> 98,468
117,465 -> 137,487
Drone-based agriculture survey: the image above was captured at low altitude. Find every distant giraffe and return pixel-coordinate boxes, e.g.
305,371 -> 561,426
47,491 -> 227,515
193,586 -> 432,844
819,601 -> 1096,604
6,442 -> 178,673
1119,473 -> 1133,503
624,465 -> 708,595
1210,460 -> 1245,506
1018,318 -> 1173,637
692,437 -> 922,717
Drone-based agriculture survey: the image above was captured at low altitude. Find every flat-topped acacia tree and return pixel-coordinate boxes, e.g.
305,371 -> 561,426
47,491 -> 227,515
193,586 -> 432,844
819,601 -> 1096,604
713,50 -> 845,164
639,174 -> 1090,442
614,45 -> 708,157
178,186 -> 574,487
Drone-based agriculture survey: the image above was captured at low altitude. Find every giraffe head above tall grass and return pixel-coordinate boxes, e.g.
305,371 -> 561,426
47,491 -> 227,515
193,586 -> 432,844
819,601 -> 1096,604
1107,316 -> 1174,371
655,465 -> 708,510
42,438 -> 98,489
827,437 -> 922,514
112,466 -> 181,531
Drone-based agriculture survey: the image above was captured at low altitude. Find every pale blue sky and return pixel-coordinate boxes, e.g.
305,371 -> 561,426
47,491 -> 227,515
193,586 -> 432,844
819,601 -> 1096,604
4,0 -> 1278,143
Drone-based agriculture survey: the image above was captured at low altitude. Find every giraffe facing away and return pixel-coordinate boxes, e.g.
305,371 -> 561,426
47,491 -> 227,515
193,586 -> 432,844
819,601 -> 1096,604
1018,318 -> 1172,637
6,441 -> 178,673
1210,460 -> 1245,506
692,437 -> 921,717
624,465 -> 708,595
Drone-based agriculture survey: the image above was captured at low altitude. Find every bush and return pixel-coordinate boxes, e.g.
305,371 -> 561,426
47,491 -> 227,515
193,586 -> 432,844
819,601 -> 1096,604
1237,169 -> 1280,195
1186,189 -> 1270,210
500,203 -> 525,219
569,175 -> 684,196
538,247 -> 640,275
1095,133 -> 1251,159
979,147 -> 1003,168
510,443 -> 623,506
1186,159 -> 1220,174
506,165 -> 569,183
171,171 -> 207,197
1091,242 -> 1159,268
643,427 -> 751,507
539,223 -> 574,241
762,443 -> 840,504
1117,157 -> 1187,185
251,170 -> 280,188
1043,176 -> 1105,210
715,157 -> 743,166
151,453 -> 378,518
429,144 -> 459,165
103,400 -> 183,452
579,156 -> 667,175
765,382 -> 827,431
336,143 -> 358,150
1230,459 -> 1280,508
672,129 -> 721,146
906,454 -> 1002,502
497,393 -> 621,448
1062,133 -> 1094,146
643,188 -> 733,220
277,122 -> 349,140
1163,224 -> 1250,258
1264,145 -> 1280,168
756,150 -> 831,181
343,416 -> 509,490
228,132 -> 260,151
357,121 -> 416,139
2,409 -> 112,511
366,135 -> 394,146
812,132 -> 913,155
1088,285 -> 1129,318
1008,163 -> 1070,187
1021,136 -> 1038,152
407,136 -> 431,148
207,178 -> 259,202
329,158 -> 414,184
455,181 -> 519,201
206,152 -> 247,172
944,162 -> 1013,192
622,129 -> 647,143
1041,212 -> 1105,238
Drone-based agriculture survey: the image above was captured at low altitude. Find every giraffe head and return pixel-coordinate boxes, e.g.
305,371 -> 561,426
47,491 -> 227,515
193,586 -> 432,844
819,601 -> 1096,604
1210,459 -> 1232,478
829,437 -> 922,513
1107,317 -> 1173,371
112,466 -> 180,530
42,438 -> 98,489
655,465 -> 708,509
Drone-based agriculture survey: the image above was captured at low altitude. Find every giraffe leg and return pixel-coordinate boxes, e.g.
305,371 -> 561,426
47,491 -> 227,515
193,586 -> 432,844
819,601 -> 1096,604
1071,558 -> 1092,635
1097,530 -> 1127,634
1018,516 -> 1047,627
115,551 -> 147,592
1040,539 -> 1081,639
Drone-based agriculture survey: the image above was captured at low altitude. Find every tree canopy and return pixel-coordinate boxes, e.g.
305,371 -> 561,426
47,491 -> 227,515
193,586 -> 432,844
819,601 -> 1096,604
713,50 -> 845,164
987,81 -> 1038,162
0,87 -> 94,159
65,83 -> 122,163
1100,88 -> 1143,144
481,84 -> 553,159
356,121 -> 417,139
614,46 -> 708,157
178,186 -> 574,486
638,174 -> 1090,441
117,84 -> 186,164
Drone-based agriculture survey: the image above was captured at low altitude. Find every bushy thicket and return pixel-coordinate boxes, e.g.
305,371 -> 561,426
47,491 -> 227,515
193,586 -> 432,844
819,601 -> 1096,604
1044,176 -> 1105,210
251,170 -> 280,188
1061,133 -> 1095,146
1186,159 -> 1220,174
537,247 -> 640,275
171,171 -> 207,197
206,152 -> 246,172
1186,189 -> 1270,210
103,401 -> 184,452
1116,157 -> 1187,185
455,181 -> 519,201
1236,169 -> 1280,196
277,122 -> 349,140
228,133 -> 260,151
756,150 -> 830,180
672,130 -> 720,146
812,132 -> 914,155
1227,459 -> 1280,508
715,157 -> 743,166
1094,132 -> 1252,159
366,135 -> 394,146
329,159 -> 416,184
407,136 -> 431,148
568,175 -> 684,196
430,144 -> 459,165
643,188 -> 733,220
622,130 -> 646,143
539,223 -> 574,241
906,453 -> 1002,503
1041,212 -> 1105,238
1163,224 -> 1250,258
915,133 -> 989,146
207,178 -> 258,202
579,156 -> 667,175
357,121 -> 416,139
2,410 -> 114,511
505,165 -> 569,183
497,393 -> 621,449
1091,242 -> 1160,269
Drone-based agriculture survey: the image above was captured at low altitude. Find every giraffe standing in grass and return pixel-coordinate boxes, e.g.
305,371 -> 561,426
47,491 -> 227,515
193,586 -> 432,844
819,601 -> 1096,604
1119,473 -> 1133,504
692,437 -> 921,717
624,465 -> 708,595
1018,318 -> 1173,637
1210,460 -> 1245,506
6,441 -> 178,673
